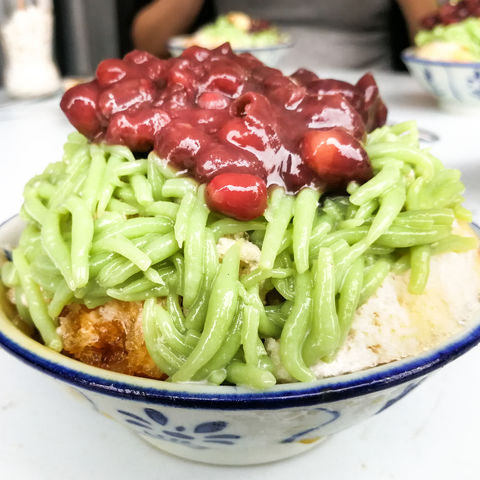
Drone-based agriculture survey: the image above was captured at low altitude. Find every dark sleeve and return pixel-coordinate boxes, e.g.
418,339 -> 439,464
388,0 -> 409,71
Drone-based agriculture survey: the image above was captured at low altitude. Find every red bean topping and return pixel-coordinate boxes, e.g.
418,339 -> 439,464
60,44 -> 388,218
197,92 -> 230,110
98,78 -> 156,119
420,0 -> 480,29
96,59 -> 136,88
297,93 -> 366,140
106,108 -> 170,152
195,142 -> 267,183
206,173 -> 268,220
301,127 -> 372,190
60,80 -> 103,139
356,73 -> 387,132
123,49 -> 156,65
155,121 -> 210,170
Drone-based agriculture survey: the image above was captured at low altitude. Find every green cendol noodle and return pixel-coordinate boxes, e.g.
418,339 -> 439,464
1,121 -> 476,388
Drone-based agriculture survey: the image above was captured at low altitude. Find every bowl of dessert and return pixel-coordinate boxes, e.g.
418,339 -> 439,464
167,12 -> 292,66
402,0 -> 480,110
1,43 -> 479,465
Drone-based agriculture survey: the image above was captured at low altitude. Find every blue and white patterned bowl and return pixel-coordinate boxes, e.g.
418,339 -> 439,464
1,215 -> 480,465
402,47 -> 480,110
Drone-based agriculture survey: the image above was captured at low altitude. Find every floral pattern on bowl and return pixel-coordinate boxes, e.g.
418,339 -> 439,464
118,407 -> 241,449
61,375 -> 429,464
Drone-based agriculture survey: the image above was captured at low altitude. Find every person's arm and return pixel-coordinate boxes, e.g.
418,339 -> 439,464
396,0 -> 438,39
132,0 -> 205,57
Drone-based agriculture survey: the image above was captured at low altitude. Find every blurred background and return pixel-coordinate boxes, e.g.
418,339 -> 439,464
0,0 -> 412,85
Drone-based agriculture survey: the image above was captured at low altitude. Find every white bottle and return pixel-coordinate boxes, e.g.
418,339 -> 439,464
1,0 -> 61,98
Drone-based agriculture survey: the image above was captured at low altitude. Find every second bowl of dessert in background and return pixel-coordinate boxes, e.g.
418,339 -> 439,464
402,1 -> 480,111
168,11 -> 293,66
402,48 -> 480,110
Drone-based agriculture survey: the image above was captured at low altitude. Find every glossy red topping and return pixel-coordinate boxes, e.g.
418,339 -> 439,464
106,108 -> 170,152
420,0 -> 480,30
61,44 -> 388,218
60,81 -> 103,139
206,173 -> 268,220
301,127 -> 372,189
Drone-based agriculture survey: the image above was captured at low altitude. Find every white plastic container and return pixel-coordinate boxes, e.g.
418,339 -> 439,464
0,0 -> 61,98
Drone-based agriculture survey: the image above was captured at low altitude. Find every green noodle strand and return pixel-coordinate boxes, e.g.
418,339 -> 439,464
94,217 -> 172,244
97,232 -> 179,288
95,235 -> 152,272
114,159 -> 147,177
303,248 -> 339,366
142,299 -> 178,376
432,235 -> 477,254
41,210 -> 74,290
64,195 -> 94,289
131,173 -> 154,206
293,188 -> 321,274
226,360 -> 276,390
107,198 -> 139,216
359,258 -> 392,305
147,152 -> 177,178
241,304 -> 260,366
350,165 -> 400,206
150,303 -> 193,357
194,306 -> 243,381
97,154 -> 124,216
243,284 -> 281,338
167,293 -> 186,334
1,262 -> 18,288
47,280 -> 74,318
14,286 -> 34,328
174,189 -> 196,248
82,144 -> 107,213
171,242 -> 240,382
22,190 -> 48,225
12,249 -> 62,351
337,257 -> 364,343
141,201 -> 179,219
280,271 -> 315,382
366,184 -> 406,244
210,219 -> 266,239
184,281 -> 209,331
162,177 -> 197,198
49,146 -> 89,210
408,245 -> 431,294
182,186 -> 209,309
147,160 -> 165,200
260,193 -> 294,270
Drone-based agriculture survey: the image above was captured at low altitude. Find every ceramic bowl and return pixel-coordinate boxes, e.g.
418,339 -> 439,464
1,215 -> 480,466
402,47 -> 480,111
167,36 -> 293,67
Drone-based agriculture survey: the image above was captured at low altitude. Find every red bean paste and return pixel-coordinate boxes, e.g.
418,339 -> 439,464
61,44 -> 387,220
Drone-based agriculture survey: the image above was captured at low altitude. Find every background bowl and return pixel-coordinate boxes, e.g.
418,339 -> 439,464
1,215 -> 480,466
167,36 -> 293,67
402,47 -> 480,111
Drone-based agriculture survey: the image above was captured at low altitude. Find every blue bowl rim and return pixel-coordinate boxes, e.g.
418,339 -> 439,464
167,35 -> 294,53
401,47 -> 480,68
0,215 -> 479,410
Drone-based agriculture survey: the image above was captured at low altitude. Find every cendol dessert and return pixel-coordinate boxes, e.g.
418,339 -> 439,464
415,0 -> 480,62
1,44 -> 479,389
182,12 -> 287,50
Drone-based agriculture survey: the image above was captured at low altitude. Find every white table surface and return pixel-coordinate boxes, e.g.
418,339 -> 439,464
0,70 -> 479,480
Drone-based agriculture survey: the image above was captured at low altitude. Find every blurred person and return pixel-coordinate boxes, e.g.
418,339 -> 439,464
131,0 -> 438,69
